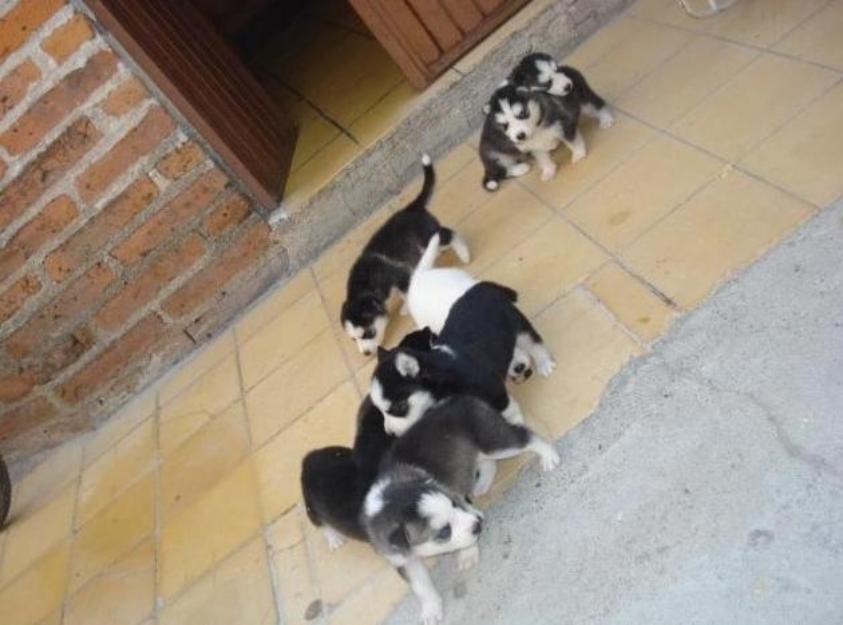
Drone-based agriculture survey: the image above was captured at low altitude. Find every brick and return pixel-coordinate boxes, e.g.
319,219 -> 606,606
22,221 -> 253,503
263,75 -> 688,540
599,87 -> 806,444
39,326 -> 96,379
40,13 -> 94,62
112,167 -> 228,265
6,262 -> 115,358
163,218 -> 271,318
45,177 -> 159,282
156,141 -> 204,180
58,314 -> 166,404
0,195 -> 78,279
0,50 -> 117,155
202,192 -> 251,237
0,59 -> 41,117
0,158 -> 5,179
0,274 -> 41,324
0,397 -> 57,444
100,76 -> 148,117
76,106 -> 176,202
0,117 -> 100,232
0,368 -> 39,403
0,0 -> 64,64
95,233 -> 206,331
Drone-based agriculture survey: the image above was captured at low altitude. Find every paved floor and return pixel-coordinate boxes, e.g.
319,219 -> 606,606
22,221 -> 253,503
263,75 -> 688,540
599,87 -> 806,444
2,1 -> 843,624
384,197 -> 843,625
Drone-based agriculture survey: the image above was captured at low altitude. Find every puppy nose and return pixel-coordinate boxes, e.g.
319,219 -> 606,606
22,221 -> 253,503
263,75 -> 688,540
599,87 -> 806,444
362,349 -> 372,357
515,131 -> 527,141
472,518 -> 483,535
524,368 -> 533,379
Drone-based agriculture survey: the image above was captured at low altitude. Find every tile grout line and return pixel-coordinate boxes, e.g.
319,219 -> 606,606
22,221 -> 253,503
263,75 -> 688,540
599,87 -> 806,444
151,391 -> 163,618
57,463 -> 84,625
578,283 -> 651,352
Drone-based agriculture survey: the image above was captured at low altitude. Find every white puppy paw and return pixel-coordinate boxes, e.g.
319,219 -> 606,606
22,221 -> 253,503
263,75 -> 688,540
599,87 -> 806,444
540,163 -> 558,181
457,545 -> 480,571
540,446 -> 561,472
502,397 -> 525,424
598,109 -> 615,129
533,348 -> 556,377
509,162 -> 531,177
420,596 -> 444,625
570,147 -> 587,163
323,527 -> 346,551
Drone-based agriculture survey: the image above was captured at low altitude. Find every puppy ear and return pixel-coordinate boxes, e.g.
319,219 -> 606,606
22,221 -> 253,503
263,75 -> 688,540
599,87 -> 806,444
388,525 -> 410,551
395,352 -> 420,378
376,346 -> 389,362
482,102 -> 491,115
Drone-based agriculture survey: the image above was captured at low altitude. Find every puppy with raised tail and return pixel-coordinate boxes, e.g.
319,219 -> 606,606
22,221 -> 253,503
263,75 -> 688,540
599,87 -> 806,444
363,394 -> 560,624
341,155 -> 470,356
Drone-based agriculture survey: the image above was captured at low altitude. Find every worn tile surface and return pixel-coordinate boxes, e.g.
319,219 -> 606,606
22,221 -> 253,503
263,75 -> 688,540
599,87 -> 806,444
2,2 -> 838,624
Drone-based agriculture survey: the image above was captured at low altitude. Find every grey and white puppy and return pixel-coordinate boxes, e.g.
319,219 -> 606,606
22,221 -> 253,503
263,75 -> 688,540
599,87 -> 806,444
478,54 -> 613,191
362,394 -> 560,624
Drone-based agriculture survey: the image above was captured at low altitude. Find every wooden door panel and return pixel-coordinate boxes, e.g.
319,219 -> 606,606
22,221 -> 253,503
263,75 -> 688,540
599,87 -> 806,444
349,0 -> 531,89
85,0 -> 296,209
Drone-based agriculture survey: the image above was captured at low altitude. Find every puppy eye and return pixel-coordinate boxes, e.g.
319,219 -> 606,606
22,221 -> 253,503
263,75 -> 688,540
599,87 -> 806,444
516,110 -> 528,120
361,328 -> 375,339
436,525 -> 451,541
500,122 -> 508,132
391,400 -> 409,416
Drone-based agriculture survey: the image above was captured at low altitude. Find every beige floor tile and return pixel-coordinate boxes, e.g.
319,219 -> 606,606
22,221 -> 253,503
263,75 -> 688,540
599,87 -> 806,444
617,36 -> 758,127
775,0 -> 843,70
236,270 -> 317,343
626,0 -> 697,25
245,331 -> 349,446
433,157 -> 496,227
10,442 -> 82,518
564,135 -> 724,251
64,538 -> 154,625
354,358 -> 377,398
160,537 -> 275,625
586,262 -> 676,342
673,54 -> 838,160
576,19 -> 693,100
290,102 -> 342,173
692,0 -> 829,48
350,81 -> 418,147
741,81 -> 843,207
513,288 -> 642,439
82,388 -> 156,466
522,113 -> 653,210
159,401 -> 250,522
565,16 -> 648,70
157,331 -> 235,407
327,567 -> 408,625
283,134 -> 361,216
621,169 -> 814,308
267,506 -> 305,552
159,353 -> 241,456
0,483 -> 75,584
279,31 -> 404,128
305,516 -> 387,605
33,612 -> 61,625
456,183 -> 554,274
76,417 -> 156,527
240,289 -> 331,389
271,536 -> 319,625
159,461 -> 261,601
316,268 -> 349,325
482,218 -> 608,317
254,381 -> 358,522
70,475 -> 154,594
0,541 -> 69,625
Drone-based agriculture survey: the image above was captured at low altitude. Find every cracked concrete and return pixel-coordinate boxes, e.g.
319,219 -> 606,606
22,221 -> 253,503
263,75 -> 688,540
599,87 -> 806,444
383,201 -> 843,625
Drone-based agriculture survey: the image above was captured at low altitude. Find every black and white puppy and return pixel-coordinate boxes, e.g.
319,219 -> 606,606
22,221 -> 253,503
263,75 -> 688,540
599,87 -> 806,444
301,329 -> 437,549
363,394 -> 560,625
407,233 -> 554,385
341,155 -> 470,356
478,55 -> 612,191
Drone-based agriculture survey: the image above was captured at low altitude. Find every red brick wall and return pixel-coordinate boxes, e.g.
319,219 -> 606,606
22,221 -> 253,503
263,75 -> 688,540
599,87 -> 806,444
0,0 -> 286,467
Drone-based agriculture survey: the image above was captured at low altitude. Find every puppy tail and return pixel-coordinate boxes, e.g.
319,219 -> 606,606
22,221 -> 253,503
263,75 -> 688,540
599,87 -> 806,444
405,153 -> 436,212
416,232 -> 441,274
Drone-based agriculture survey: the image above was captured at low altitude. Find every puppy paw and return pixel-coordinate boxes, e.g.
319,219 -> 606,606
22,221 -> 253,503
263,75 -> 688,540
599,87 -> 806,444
599,109 -> 616,129
483,179 -> 500,192
539,164 -> 557,181
540,446 -> 561,472
323,527 -> 346,551
420,596 -> 444,625
502,398 -> 525,425
534,349 -> 556,377
570,147 -> 587,164
509,163 -> 531,177
457,545 -> 480,571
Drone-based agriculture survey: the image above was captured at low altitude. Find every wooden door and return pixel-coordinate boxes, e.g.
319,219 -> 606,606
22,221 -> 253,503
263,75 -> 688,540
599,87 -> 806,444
84,0 -> 297,209
349,0 -> 531,89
